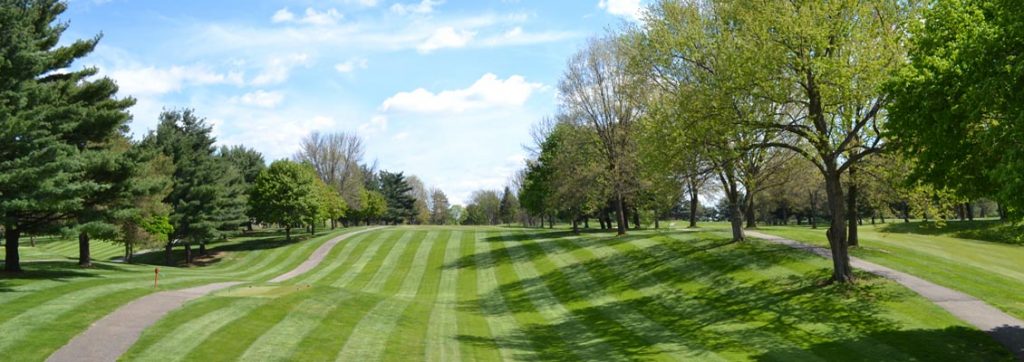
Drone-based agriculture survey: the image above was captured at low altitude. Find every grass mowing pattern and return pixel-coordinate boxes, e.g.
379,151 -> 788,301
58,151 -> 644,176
4,226 -> 1017,361
0,228 -> 362,361
754,222 -> 1024,320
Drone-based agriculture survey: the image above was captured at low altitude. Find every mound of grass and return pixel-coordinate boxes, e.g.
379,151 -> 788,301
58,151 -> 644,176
879,219 -> 1023,245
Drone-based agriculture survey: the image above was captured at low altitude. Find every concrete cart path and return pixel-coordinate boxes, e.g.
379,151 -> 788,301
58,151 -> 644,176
746,230 -> 1024,360
47,227 -> 384,362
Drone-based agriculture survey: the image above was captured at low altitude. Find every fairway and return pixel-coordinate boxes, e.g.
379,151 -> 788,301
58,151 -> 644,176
35,226 -> 1007,361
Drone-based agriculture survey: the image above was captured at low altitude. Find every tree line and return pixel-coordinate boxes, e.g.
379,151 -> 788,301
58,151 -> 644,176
511,0 -> 1023,284
0,1 -> 454,272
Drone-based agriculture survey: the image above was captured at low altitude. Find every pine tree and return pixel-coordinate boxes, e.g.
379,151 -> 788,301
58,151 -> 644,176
379,171 -> 415,225
0,0 -> 134,272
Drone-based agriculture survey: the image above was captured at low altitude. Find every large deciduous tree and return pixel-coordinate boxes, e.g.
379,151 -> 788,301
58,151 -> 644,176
0,0 -> 134,272
249,160 -> 320,241
559,37 -> 645,235
887,0 -> 1023,220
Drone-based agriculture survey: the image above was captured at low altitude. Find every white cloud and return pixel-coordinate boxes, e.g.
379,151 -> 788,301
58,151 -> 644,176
392,132 -> 410,141
271,8 -> 295,23
598,0 -> 643,20
334,57 -> 369,73
271,7 -> 343,26
390,0 -> 443,15
250,53 -> 311,86
358,115 -> 389,136
480,27 -> 578,47
107,65 -> 240,96
234,90 -> 284,108
381,73 -> 542,113
417,26 -> 475,53
216,115 -> 338,161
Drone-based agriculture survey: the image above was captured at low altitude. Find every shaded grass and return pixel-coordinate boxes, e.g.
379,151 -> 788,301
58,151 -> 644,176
4,225 -> 1017,361
751,222 -> 1024,321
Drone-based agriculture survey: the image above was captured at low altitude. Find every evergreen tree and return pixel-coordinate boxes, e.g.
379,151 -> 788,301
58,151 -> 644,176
144,110 -> 233,265
379,171 -> 415,225
0,0 -> 134,272
498,186 -> 519,226
220,145 -> 265,231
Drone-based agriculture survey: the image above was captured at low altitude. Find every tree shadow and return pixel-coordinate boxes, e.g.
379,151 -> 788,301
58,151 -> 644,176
878,220 -> 1022,245
753,326 -> 1015,361
129,230 -> 328,267
0,260 -> 118,282
443,231 -> 647,271
455,231 -> 1013,360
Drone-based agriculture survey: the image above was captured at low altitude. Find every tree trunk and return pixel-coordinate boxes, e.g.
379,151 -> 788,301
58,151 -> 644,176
311,222 -> 316,235
744,192 -> 757,229
654,217 -> 659,229
125,243 -> 132,264
614,193 -> 627,236
199,241 -> 207,256
632,208 -> 641,230
729,198 -> 744,242
847,166 -> 859,247
966,202 -> 974,221
30,235 -> 35,247
584,217 -> 590,229
78,232 -> 92,267
4,227 -> 21,272
164,240 -> 174,266
824,168 -> 854,283
184,243 -> 193,265
688,187 -> 699,228
285,226 -> 292,241
572,218 -> 579,235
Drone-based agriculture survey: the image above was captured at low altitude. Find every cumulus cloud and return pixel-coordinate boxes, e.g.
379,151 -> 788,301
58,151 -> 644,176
598,0 -> 643,20
417,26 -> 475,53
381,73 -> 542,113
391,0 -> 443,15
335,58 -> 369,73
234,90 -> 284,108
271,7 -> 343,26
359,115 -> 389,134
250,53 -> 311,86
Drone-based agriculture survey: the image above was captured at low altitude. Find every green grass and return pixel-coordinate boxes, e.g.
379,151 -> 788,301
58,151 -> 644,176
747,221 -> 1024,321
2,225 -> 1016,360
0,227 -> 362,361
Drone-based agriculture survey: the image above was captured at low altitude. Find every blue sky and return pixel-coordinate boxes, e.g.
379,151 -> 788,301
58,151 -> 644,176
63,0 -> 647,204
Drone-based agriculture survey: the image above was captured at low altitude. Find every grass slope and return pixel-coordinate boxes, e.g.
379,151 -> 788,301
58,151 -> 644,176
0,227 -> 361,361
752,221 -> 1024,320
95,227 -> 1017,360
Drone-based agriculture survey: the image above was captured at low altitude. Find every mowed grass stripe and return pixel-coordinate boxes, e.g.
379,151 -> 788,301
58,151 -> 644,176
529,233 -> 690,361
382,230 -> 451,361
455,231 -> 503,361
499,231 -> 625,361
293,231 -> 375,285
476,231 -> 535,361
236,290 -> 356,362
362,231 -> 417,293
423,230 -> 462,362
329,231 -> 398,289
335,230 -> 438,361
126,297 -> 266,362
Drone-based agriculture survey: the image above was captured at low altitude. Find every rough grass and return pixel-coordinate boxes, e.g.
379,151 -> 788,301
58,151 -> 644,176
1,225 -> 1015,361
752,221 -> 1024,321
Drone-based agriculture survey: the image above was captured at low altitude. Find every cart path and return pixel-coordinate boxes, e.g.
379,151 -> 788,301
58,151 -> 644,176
746,230 -> 1024,360
47,227 -> 383,362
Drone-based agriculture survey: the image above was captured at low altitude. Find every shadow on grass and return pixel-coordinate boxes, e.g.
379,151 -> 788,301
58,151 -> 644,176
129,229 -> 333,267
0,260 -> 129,284
444,230 -> 648,270
878,220 -> 1023,245
456,230 -> 1014,360
754,326 -> 1014,361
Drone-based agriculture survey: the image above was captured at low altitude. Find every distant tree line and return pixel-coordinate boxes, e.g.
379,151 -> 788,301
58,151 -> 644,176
0,1 -> 451,272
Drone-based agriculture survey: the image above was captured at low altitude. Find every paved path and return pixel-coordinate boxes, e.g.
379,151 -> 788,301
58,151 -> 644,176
47,228 -> 382,362
747,230 -> 1024,360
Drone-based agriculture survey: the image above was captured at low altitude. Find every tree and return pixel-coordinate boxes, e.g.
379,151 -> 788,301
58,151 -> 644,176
560,36 -> 645,235
249,160 -> 320,241
464,190 -> 502,225
294,131 -> 366,221
112,149 -> 174,263
146,110 -> 244,264
358,189 -> 387,225
406,175 -> 431,225
887,0 -> 1023,220
379,171 -> 415,225
498,186 -> 519,226
220,146 -> 265,231
429,188 -> 451,225
0,0 -> 134,272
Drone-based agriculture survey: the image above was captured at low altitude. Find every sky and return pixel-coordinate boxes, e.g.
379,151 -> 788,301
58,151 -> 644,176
60,0 -> 648,205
